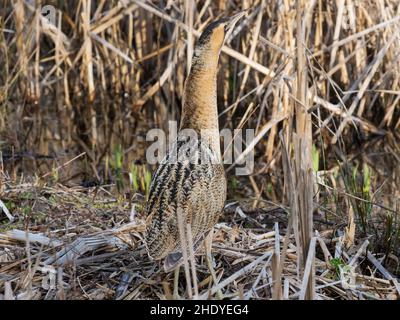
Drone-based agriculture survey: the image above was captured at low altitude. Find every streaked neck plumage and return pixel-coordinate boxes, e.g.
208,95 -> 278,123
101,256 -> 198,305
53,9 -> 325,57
180,46 -> 221,155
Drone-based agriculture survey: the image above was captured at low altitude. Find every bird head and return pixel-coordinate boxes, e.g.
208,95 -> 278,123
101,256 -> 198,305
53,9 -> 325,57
193,11 -> 247,60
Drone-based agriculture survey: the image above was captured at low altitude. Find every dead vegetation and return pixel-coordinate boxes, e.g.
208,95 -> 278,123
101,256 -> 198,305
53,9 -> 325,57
0,181 -> 399,300
0,0 -> 400,300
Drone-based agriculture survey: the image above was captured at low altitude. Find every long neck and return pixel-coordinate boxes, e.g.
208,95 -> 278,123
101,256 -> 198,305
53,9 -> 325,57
180,50 -> 221,152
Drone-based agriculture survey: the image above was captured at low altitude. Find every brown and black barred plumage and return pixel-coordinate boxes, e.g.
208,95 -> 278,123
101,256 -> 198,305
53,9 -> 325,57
144,12 -> 246,272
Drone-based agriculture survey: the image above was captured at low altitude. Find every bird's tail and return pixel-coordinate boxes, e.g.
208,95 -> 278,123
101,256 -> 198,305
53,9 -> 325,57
164,252 -> 183,272
163,231 -> 211,272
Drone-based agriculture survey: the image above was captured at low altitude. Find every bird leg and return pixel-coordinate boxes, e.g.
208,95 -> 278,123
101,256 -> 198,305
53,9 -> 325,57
204,229 -> 224,299
173,266 -> 181,300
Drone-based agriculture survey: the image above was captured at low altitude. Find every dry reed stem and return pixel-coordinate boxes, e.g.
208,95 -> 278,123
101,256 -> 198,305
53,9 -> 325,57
176,208 -> 192,299
298,236 -> 316,300
198,251 -> 273,300
271,222 -> 282,299
186,224 -> 199,298
290,0 -> 315,300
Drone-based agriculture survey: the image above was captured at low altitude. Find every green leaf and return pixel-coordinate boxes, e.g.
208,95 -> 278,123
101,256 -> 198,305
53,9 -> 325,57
312,144 -> 319,172
362,163 -> 371,194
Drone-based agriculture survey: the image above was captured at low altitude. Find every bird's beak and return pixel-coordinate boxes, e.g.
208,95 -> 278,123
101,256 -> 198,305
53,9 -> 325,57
224,10 -> 247,40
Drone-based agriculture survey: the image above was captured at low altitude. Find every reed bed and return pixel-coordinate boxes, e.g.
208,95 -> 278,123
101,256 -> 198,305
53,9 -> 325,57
0,0 -> 400,299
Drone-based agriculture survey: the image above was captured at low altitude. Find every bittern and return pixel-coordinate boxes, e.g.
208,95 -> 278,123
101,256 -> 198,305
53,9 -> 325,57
144,12 -> 246,275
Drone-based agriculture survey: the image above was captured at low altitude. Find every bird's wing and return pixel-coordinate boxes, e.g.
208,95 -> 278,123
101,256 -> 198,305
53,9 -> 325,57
144,139 -> 225,261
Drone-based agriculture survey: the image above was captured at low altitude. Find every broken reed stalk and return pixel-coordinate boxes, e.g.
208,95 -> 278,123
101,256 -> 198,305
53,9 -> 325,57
176,208 -> 192,299
185,0 -> 194,76
299,236 -> 317,300
271,222 -> 282,299
82,0 -> 97,150
293,0 -> 315,300
186,224 -> 199,298
278,132 -> 295,298
33,5 -> 41,103
198,251 -> 273,300
13,0 -> 28,99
